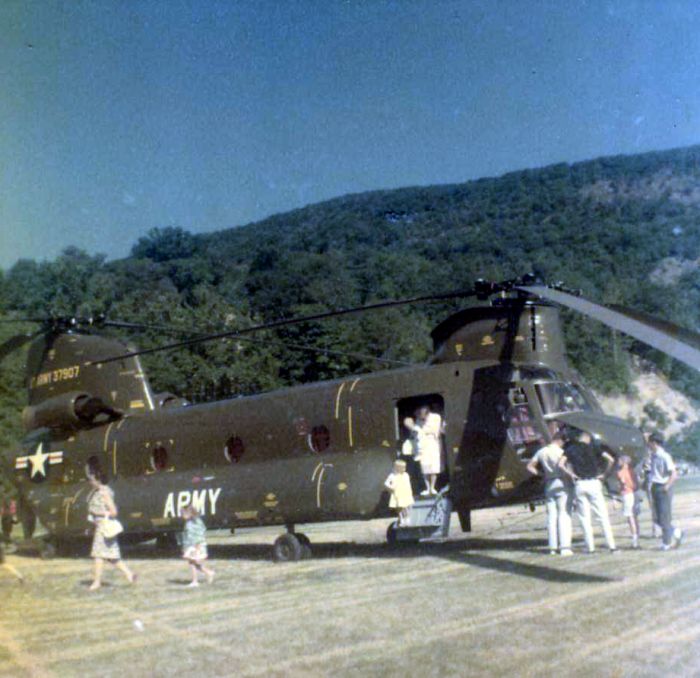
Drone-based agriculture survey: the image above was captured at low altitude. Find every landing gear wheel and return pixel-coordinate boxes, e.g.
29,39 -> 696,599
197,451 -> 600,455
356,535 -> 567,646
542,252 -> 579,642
272,533 -> 303,562
295,533 -> 312,560
156,533 -> 179,552
386,521 -> 398,546
40,540 -> 57,560
20,507 -> 36,541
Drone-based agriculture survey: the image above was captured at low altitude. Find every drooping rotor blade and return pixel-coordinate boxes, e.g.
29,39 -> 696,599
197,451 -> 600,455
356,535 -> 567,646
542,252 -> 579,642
0,329 -> 47,362
90,288 -> 480,365
608,305 -> 700,352
518,285 -> 700,371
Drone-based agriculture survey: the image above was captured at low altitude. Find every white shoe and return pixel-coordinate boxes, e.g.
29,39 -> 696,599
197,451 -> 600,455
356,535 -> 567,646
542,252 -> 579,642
560,549 -> 573,557
186,581 -> 200,588
549,549 -> 557,556
660,544 -> 672,551
673,528 -> 684,548
420,490 -> 431,496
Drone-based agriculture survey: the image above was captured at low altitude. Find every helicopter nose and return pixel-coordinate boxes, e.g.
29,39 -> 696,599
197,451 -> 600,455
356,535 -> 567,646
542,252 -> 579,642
554,412 -> 645,460
594,427 -> 646,462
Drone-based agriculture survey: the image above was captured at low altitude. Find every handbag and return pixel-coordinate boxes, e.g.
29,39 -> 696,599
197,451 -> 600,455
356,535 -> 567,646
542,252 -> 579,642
401,438 -> 415,457
102,517 -> 124,539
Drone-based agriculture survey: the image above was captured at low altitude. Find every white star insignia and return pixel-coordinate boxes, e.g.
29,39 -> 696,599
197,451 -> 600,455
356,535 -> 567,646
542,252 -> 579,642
27,442 -> 50,479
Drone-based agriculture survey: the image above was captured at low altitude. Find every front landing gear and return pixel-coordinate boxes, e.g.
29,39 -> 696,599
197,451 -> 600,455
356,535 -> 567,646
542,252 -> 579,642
272,527 -> 312,562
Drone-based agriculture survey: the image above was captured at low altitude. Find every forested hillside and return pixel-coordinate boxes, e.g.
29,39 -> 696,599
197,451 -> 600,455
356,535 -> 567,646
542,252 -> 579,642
2,144 -> 700,477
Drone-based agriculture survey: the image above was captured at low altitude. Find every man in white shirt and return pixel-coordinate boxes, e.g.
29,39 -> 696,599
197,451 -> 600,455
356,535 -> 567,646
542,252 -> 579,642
647,432 -> 684,550
527,433 -> 573,556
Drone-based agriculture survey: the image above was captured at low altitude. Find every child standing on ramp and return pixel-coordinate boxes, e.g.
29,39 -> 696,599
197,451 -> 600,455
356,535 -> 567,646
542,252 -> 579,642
385,459 -> 415,526
180,504 -> 215,587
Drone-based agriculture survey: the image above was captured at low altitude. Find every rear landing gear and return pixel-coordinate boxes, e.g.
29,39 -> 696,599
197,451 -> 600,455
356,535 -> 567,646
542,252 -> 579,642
272,527 -> 312,562
296,533 -> 312,560
386,521 -> 398,545
40,539 -> 57,560
156,533 -> 179,553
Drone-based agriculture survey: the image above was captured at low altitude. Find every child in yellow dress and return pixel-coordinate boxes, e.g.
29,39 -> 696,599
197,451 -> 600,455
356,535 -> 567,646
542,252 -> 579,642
384,460 -> 415,526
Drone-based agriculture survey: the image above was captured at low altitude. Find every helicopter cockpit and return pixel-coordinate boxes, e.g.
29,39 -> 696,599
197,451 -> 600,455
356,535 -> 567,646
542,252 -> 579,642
534,381 -> 595,418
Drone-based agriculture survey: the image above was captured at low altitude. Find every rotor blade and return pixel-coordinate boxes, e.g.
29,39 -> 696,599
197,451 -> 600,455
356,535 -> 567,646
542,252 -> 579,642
518,285 -> 700,371
0,317 -> 49,324
233,333 -> 414,367
608,305 -> 700,352
99,319 -> 200,334
89,288 -> 478,365
0,329 -> 46,362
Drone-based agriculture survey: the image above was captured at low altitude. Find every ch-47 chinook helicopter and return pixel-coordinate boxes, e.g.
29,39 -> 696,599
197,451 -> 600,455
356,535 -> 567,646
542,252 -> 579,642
2,276 -> 700,560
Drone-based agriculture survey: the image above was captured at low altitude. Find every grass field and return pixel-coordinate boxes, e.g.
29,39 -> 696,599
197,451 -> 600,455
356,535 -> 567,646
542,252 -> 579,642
1,478 -> 699,678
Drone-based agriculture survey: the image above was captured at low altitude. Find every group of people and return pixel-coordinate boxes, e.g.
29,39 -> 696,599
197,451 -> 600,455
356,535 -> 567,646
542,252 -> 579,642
1,409 -> 686,589
527,428 -> 684,556
384,405 -> 444,526
85,470 -> 213,590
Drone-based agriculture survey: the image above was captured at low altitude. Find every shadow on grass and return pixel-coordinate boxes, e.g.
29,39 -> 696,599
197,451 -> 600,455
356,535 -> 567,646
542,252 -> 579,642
8,536 -> 621,586
440,551 -> 621,583
13,535 -> 557,563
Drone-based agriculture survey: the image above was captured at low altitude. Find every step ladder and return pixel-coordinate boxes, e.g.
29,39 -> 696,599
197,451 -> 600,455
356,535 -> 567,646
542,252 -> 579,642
387,488 -> 452,543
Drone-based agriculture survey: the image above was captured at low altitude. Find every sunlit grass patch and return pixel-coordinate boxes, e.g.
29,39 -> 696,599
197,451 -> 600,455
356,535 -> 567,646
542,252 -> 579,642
1,477 -> 699,677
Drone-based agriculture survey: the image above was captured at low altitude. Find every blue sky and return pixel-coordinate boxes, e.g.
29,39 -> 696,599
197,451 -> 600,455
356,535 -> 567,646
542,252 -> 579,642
1,0 -> 699,269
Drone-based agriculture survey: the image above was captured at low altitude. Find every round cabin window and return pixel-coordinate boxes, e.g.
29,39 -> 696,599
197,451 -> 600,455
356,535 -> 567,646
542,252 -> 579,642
224,436 -> 245,463
309,425 -> 330,453
151,445 -> 169,471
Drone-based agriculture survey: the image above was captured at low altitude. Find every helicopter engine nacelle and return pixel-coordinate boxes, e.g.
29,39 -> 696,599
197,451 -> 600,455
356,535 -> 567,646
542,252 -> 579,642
22,391 -> 120,432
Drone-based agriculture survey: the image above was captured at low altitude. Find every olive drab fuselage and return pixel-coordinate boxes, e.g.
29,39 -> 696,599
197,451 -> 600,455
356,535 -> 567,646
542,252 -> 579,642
4,299 -> 646,540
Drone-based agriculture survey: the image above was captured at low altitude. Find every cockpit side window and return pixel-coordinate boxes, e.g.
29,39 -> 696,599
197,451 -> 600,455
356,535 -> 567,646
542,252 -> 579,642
506,387 -> 545,460
535,382 -> 592,417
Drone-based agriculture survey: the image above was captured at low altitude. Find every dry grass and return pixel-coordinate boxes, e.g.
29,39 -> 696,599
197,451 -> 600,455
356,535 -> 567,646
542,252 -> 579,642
1,478 -> 699,678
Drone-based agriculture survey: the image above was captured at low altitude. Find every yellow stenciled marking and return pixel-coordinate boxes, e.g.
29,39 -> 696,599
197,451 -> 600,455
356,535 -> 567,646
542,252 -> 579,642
112,440 -> 118,475
150,517 -> 171,526
130,399 -> 145,409
337,482 -> 347,491
103,420 -> 116,453
63,487 -> 85,526
334,381 -> 346,419
235,510 -> 259,520
30,364 -> 81,388
350,378 -> 360,392
348,406 -> 353,447
130,512 -> 143,518
311,462 -> 333,508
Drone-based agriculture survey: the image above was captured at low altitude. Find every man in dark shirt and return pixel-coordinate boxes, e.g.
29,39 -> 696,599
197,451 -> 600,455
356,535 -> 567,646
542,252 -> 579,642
559,430 -> 617,553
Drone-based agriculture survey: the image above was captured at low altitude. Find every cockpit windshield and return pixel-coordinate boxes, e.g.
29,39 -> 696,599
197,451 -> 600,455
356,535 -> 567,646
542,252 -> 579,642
535,382 -> 593,417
